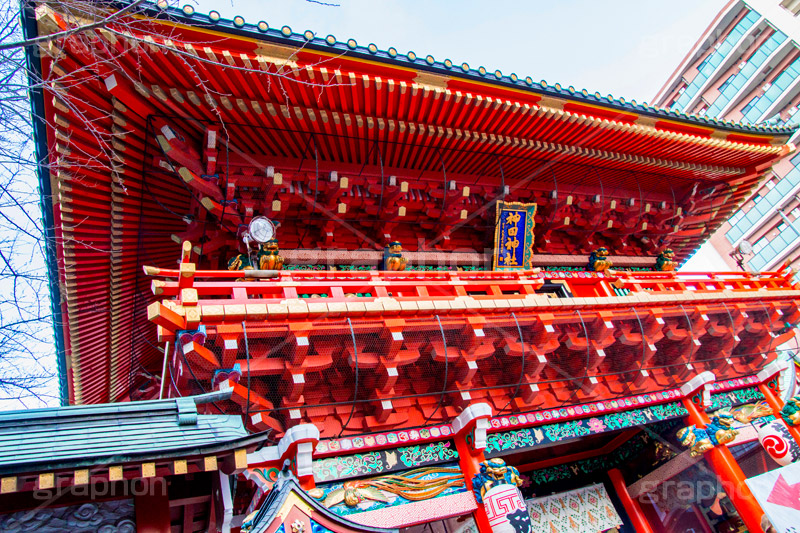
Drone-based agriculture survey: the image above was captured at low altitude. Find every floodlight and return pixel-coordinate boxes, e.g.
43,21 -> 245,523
247,216 -> 275,244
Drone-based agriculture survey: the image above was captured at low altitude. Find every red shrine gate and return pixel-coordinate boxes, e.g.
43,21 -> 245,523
17,1 -> 800,532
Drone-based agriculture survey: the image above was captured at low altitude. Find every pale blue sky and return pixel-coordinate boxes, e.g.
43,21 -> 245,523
195,0 -> 727,101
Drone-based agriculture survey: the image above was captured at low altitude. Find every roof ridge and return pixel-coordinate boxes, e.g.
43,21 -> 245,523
0,391 -> 227,422
139,0 -> 796,136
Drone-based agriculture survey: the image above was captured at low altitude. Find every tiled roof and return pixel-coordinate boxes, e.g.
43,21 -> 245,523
146,1 -> 796,136
0,392 -> 246,474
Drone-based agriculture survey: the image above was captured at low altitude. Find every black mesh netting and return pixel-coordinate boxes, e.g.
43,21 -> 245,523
192,302 -> 780,439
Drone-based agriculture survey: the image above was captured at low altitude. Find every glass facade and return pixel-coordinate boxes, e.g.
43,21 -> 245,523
742,55 -> 800,122
725,164 -> 800,244
747,216 -> 800,271
673,10 -> 761,109
725,156 -> 800,272
705,29 -> 786,118
665,5 -> 800,274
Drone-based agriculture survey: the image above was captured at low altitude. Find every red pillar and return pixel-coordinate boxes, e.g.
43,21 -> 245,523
759,382 -> 800,446
454,432 -> 493,533
607,468 -> 654,533
134,478 -> 170,533
681,397 -> 765,533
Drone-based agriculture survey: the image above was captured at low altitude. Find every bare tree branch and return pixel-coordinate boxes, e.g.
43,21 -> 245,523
0,0 -> 146,51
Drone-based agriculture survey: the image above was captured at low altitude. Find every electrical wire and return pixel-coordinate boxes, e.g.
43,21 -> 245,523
243,320 -> 252,431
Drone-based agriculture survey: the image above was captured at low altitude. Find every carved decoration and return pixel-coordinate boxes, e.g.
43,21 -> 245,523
487,401 -> 688,454
677,409 -> 739,457
310,464 -> 465,516
385,241 -> 408,271
258,239 -> 284,270
312,441 -> 458,483
781,395 -> 800,426
471,457 -> 523,504
655,248 -> 677,271
0,500 -> 135,532
587,247 -> 612,272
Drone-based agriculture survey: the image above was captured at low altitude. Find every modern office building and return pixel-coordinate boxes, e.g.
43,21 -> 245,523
655,0 -> 800,274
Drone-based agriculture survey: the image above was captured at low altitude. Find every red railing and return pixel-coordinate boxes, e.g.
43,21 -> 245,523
145,264 -> 798,306
614,269 -> 795,293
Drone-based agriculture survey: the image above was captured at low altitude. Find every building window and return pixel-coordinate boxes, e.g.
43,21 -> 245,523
742,95 -> 761,115
752,238 -> 768,254
697,54 -> 712,72
778,222 -> 788,233
730,209 -> 745,225
765,179 -> 776,189
792,207 -> 800,219
718,74 -> 736,92
752,193 -> 763,203
780,0 -> 800,16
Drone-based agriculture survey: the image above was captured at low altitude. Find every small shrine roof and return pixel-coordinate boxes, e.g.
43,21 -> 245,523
0,391 -> 247,476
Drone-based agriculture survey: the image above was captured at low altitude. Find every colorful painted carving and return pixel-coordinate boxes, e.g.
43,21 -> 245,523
677,409 -> 739,457
587,247 -> 612,272
228,252 -> 254,272
313,441 -> 458,483
177,327 -> 207,346
526,421 -> 679,488
676,425 -> 715,457
730,401 -> 772,423
258,239 -> 284,270
706,409 -> 738,445
385,241 -> 408,271
655,248 -> 677,271
471,458 -> 523,504
781,395 -> 800,426
487,400 -> 688,454
320,482 -> 389,508
709,386 -> 765,410
313,466 -> 464,509
211,365 -> 241,389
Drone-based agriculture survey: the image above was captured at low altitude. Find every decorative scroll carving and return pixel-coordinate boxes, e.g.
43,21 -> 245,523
471,458 -> 523,504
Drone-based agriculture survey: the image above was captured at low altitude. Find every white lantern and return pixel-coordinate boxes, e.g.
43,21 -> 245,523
757,420 -> 800,466
483,484 -> 531,533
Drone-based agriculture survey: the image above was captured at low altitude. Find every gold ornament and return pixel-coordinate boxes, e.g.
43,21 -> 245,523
587,247 -> 612,272
258,239 -> 284,270
386,241 -> 408,271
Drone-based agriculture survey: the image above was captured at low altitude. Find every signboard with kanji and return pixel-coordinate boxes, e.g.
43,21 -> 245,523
492,201 -> 537,271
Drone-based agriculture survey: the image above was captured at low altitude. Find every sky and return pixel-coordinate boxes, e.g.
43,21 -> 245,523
196,0 -> 728,102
